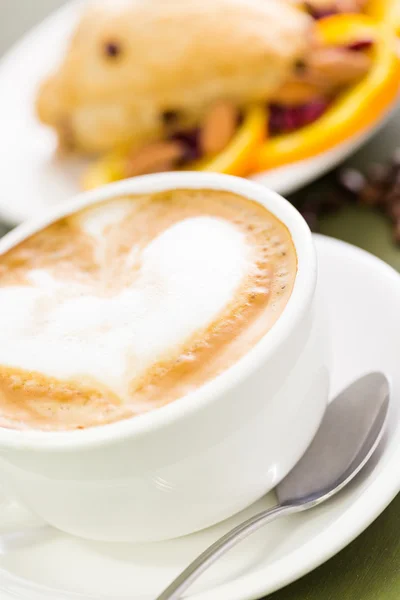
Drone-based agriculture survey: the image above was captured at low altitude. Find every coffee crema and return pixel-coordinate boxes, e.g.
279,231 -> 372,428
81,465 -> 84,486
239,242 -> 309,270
0,189 -> 296,430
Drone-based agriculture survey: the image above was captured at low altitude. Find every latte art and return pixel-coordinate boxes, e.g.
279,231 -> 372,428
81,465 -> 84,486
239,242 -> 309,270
0,190 -> 296,430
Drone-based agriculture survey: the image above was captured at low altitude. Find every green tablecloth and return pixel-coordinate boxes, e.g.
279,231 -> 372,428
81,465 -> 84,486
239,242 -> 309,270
268,493 -> 400,600
267,186 -> 400,599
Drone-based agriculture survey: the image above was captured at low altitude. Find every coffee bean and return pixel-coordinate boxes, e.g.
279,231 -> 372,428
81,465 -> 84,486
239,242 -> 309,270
366,163 -> 390,184
384,189 -> 400,208
301,210 -> 318,231
359,183 -> 382,206
336,152 -> 400,244
392,147 -> 400,166
393,220 -> 400,243
320,193 -> 346,215
388,201 -> 400,221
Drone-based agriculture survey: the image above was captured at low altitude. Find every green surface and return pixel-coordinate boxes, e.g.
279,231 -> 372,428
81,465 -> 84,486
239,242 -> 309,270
268,495 -> 400,600
267,202 -> 400,600
320,206 -> 400,272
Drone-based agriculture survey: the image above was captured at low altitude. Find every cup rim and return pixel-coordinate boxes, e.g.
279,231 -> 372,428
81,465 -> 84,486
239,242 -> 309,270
0,172 -> 316,450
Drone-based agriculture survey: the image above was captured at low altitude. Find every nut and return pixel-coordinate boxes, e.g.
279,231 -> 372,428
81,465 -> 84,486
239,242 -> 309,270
200,101 -> 238,156
304,47 -> 371,90
126,141 -> 185,176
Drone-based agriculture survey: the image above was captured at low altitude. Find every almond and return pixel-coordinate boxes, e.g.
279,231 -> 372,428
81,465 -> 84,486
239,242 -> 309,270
200,101 -> 238,156
305,47 -> 372,90
126,141 -> 184,176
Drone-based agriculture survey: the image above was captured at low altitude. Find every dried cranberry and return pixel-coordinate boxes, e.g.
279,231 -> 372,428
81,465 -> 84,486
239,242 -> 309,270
269,104 -> 284,135
347,40 -> 374,52
302,100 -> 330,125
305,3 -> 338,19
269,100 -> 330,135
236,111 -> 245,127
162,110 -> 180,125
104,41 -> 121,58
169,129 -> 201,164
294,59 -> 307,75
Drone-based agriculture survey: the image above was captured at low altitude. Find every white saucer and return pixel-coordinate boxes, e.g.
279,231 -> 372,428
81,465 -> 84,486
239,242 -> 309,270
0,0 -> 396,225
0,234 -> 399,600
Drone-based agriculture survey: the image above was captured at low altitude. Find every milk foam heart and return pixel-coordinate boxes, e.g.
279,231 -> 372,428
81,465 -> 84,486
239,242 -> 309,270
0,216 -> 249,398
0,189 -> 297,430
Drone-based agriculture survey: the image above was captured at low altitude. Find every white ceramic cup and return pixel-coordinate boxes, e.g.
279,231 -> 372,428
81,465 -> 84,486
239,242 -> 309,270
0,173 -> 330,542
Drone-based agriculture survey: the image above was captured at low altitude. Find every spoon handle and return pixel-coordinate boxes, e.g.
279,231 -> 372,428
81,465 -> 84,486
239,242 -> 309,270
156,503 -> 301,600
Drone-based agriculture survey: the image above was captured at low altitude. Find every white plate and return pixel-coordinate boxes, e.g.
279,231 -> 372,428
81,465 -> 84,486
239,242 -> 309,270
0,234 -> 399,600
0,0 -> 398,225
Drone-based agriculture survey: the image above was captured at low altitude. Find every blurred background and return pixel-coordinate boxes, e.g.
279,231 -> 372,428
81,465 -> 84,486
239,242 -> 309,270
0,0 -> 66,54
2,0 -> 400,270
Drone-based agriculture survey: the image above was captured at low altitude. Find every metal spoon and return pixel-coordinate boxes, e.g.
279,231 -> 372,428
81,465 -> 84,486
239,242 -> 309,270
156,372 -> 390,600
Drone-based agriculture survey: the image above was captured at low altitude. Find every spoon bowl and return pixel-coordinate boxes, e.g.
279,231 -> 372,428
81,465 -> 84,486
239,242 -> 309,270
157,372 -> 390,600
278,372 -> 390,509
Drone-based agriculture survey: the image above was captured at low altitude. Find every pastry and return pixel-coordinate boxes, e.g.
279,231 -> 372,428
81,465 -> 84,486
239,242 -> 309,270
36,0 -> 398,183
37,0 -> 311,154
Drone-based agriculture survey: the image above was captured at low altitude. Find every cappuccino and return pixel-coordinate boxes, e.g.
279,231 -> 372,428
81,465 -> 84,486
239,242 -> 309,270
0,189 -> 296,430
